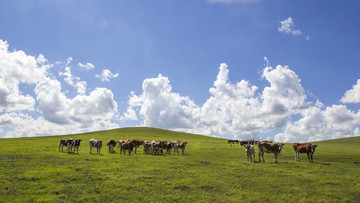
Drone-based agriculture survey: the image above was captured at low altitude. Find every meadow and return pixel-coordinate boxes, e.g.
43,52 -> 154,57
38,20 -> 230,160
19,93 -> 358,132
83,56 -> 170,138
0,127 -> 359,202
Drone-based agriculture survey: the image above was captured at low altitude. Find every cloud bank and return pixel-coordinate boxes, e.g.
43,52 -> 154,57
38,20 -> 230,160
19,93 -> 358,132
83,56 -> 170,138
0,40 -> 119,138
125,63 -> 360,142
1,39 -> 359,142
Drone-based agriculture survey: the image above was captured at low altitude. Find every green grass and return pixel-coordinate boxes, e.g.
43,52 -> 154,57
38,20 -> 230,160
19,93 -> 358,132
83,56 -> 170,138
1,127 -> 360,202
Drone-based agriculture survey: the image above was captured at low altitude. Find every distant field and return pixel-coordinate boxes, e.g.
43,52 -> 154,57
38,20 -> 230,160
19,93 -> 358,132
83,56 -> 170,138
1,127 -> 359,202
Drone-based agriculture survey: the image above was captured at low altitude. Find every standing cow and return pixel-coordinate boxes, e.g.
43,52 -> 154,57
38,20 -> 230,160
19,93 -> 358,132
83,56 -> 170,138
293,143 -> 318,163
107,139 -> 117,153
90,139 -> 102,155
245,145 -> 256,162
258,141 -> 284,163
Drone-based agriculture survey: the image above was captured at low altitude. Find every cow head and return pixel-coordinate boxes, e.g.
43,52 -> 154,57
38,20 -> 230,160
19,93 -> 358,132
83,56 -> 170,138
278,143 -> 285,151
311,144 -> 318,153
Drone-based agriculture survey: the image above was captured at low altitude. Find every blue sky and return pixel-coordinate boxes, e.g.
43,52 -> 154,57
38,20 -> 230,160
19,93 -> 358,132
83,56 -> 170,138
1,0 -> 360,142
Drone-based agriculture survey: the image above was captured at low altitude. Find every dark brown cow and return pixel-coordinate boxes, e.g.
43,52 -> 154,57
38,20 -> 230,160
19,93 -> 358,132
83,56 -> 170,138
107,139 -> 117,153
258,141 -> 284,163
119,140 -> 134,155
240,140 -> 255,146
293,143 -> 318,163
132,140 -> 143,154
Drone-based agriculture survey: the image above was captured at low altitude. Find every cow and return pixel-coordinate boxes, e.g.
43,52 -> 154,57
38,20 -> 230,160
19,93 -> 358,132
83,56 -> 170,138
132,140 -> 143,154
150,141 -> 165,155
58,138 -> 72,152
228,140 -> 235,144
293,143 -> 318,163
89,139 -> 102,155
240,140 -> 255,146
258,141 -> 284,163
176,141 -> 188,155
68,139 -> 82,154
245,145 -> 256,162
119,140 -> 134,155
107,139 -> 117,153
142,140 -> 152,154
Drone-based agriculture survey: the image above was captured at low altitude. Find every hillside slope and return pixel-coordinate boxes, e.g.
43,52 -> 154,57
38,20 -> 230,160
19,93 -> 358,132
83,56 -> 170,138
1,127 -> 359,202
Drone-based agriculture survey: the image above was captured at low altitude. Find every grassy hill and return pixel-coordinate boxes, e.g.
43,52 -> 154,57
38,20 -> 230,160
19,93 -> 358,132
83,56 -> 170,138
0,127 -> 359,202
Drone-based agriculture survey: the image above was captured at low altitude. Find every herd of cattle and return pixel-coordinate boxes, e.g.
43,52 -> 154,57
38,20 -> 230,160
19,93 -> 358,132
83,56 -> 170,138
56,137 -> 317,163
57,138 -> 188,156
228,139 -> 318,163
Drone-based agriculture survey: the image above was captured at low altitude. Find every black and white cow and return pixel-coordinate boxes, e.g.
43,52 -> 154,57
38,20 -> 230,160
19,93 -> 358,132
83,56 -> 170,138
68,139 -> 82,154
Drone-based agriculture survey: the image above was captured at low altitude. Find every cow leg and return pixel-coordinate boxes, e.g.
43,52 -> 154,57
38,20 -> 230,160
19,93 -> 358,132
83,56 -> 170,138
308,152 -> 313,163
274,153 -> 278,163
90,145 -> 92,154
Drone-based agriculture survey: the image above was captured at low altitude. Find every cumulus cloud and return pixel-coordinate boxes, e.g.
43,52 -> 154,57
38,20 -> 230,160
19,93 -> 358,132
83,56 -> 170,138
278,17 -> 302,36
125,63 -> 309,139
126,74 -> 200,130
96,69 -> 119,82
78,62 -> 95,70
59,66 -> 87,95
125,63 -> 360,142
0,40 -> 47,112
0,39 -> 119,138
341,79 -> 360,103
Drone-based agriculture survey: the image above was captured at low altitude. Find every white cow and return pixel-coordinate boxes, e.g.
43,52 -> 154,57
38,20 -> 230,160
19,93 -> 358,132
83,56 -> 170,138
90,139 -> 102,155
245,145 -> 256,162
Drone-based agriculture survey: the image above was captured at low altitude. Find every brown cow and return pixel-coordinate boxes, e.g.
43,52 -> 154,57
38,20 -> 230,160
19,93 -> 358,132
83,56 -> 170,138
119,140 -> 134,155
58,138 -> 72,152
258,141 -> 284,163
293,143 -> 318,163
107,139 -> 117,153
132,140 -> 143,154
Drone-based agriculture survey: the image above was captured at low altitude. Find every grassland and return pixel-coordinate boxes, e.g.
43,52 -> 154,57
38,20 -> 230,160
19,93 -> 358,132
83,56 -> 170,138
0,127 -> 359,202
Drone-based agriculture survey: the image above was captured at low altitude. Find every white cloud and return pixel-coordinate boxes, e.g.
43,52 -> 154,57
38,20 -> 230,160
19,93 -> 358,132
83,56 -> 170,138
341,79 -> 360,103
96,69 -> 119,82
125,63 -> 309,140
126,74 -> 200,130
78,62 -> 95,70
125,63 -> 360,142
278,17 -> 302,36
0,40 -> 46,112
59,66 -> 87,95
275,102 -> 360,142
0,39 -> 120,138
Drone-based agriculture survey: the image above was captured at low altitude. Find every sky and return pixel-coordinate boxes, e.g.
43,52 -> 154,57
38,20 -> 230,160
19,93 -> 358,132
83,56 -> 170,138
1,0 -> 360,142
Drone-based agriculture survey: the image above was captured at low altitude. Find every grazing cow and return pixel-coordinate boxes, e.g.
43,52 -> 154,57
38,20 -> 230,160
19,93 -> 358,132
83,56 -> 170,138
240,140 -> 255,146
119,140 -> 134,155
89,139 -> 102,155
107,139 -> 117,153
68,139 -> 82,154
293,143 -> 318,163
258,141 -> 284,163
58,138 -> 72,152
228,140 -> 235,144
245,145 -> 256,162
